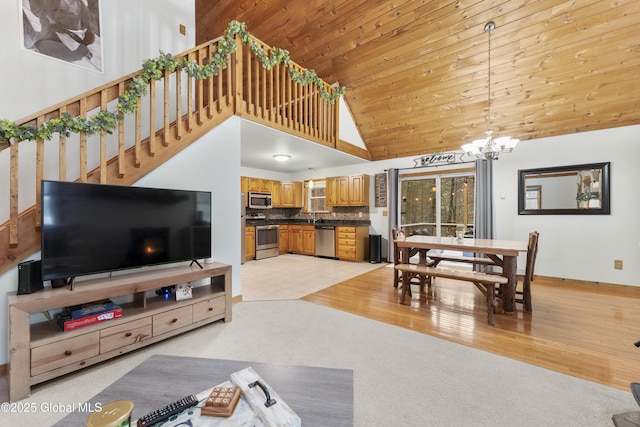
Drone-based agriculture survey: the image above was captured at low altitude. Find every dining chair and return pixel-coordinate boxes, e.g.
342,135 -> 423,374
493,231 -> 539,313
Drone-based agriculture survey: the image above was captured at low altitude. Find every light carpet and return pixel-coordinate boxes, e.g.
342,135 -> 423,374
7,300 -> 638,426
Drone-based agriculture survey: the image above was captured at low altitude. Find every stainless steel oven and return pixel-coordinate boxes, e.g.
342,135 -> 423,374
255,224 -> 279,260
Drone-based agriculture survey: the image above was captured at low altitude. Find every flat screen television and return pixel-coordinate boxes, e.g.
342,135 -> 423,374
41,180 -> 212,281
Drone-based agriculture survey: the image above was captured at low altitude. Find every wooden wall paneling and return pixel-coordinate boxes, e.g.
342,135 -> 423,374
79,98 -> 88,182
58,107 -> 67,181
175,70 -> 183,141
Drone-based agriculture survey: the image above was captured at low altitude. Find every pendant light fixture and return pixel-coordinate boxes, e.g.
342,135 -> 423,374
462,21 -> 519,160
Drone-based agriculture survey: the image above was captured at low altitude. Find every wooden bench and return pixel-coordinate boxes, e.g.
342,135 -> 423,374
394,263 -> 509,325
425,248 -> 504,268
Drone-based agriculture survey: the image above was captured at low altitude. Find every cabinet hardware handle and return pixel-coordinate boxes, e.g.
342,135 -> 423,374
208,307 -> 213,311
80,361 -> 85,366
171,318 -> 178,323
125,332 -> 132,337
64,350 -> 72,356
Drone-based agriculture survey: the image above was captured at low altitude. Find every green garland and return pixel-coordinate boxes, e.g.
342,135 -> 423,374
0,20 -> 345,144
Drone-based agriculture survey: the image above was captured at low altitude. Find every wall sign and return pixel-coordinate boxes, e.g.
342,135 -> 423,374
374,173 -> 387,207
413,152 -> 464,168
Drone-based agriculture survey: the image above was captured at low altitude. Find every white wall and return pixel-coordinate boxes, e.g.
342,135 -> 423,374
137,117 -> 243,295
493,125 -> 640,286
0,0 -> 195,120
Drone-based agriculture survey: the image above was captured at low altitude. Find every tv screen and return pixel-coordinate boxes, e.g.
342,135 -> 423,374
41,180 -> 212,281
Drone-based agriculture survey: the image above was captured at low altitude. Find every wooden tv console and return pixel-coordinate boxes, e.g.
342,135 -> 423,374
7,262 -> 232,402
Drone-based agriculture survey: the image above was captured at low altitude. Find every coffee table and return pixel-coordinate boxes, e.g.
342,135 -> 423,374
54,355 -> 354,426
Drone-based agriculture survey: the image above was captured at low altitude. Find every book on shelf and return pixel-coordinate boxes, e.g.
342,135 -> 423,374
66,299 -> 117,320
57,307 -> 123,332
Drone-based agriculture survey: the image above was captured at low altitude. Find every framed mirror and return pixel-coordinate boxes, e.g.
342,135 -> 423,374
518,162 -> 610,215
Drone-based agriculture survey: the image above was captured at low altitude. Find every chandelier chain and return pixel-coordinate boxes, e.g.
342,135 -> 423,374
460,20 -> 519,160
487,24 -> 492,132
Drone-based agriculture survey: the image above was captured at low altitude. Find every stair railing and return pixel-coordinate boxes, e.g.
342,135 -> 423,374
0,32 -> 342,275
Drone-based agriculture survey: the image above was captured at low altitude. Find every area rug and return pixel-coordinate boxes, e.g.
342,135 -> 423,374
5,300 -> 638,426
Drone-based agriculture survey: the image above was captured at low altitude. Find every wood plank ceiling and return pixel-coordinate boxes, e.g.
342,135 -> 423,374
195,0 -> 640,161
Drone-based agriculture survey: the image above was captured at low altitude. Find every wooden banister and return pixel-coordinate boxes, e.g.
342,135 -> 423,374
0,32 -> 355,276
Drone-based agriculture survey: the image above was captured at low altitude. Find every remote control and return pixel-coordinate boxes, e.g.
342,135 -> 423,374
137,394 -> 199,426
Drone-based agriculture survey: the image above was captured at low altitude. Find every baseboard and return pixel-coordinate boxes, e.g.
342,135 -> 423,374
232,295 -> 243,303
536,275 -> 640,293
0,363 -> 6,377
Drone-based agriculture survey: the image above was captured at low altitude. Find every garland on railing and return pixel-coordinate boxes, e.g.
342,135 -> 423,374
0,20 -> 345,144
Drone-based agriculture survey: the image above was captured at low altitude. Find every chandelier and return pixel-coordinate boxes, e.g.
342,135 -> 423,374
462,21 -> 519,160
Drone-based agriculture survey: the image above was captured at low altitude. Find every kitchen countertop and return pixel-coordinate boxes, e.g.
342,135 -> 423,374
245,219 -> 371,227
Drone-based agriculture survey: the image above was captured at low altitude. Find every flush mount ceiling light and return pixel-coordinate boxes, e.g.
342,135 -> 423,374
461,21 -> 519,161
272,154 -> 291,162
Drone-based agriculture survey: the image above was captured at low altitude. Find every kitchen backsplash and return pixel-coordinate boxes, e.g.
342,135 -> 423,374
247,206 -> 370,222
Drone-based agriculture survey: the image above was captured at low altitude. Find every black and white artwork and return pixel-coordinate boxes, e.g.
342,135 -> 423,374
20,0 -> 103,72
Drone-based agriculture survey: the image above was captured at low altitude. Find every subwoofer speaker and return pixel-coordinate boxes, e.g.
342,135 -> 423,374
17,260 -> 43,294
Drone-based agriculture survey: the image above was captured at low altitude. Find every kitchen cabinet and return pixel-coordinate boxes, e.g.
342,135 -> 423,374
288,225 -> 303,253
281,181 -> 303,207
278,225 -> 289,253
245,226 -> 255,260
349,174 -> 369,206
248,178 -> 270,193
326,177 -> 338,206
336,226 -> 369,261
271,180 -> 282,207
326,174 -> 369,207
302,225 -> 315,256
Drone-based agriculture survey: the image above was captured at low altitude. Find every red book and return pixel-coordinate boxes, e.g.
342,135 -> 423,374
58,307 -> 123,332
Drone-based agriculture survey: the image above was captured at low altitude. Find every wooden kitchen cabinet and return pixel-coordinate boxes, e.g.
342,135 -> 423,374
271,180 -> 282,207
248,177 -> 270,193
326,174 -> 369,207
278,225 -> 289,253
281,181 -> 303,207
336,226 -> 369,261
245,226 -> 255,260
288,225 -> 303,253
302,225 -> 315,256
349,174 -> 369,206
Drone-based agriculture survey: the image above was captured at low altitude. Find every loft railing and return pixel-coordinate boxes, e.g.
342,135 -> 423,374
0,33 -> 342,275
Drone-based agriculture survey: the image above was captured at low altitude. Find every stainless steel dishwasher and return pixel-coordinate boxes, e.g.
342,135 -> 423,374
315,225 -> 336,258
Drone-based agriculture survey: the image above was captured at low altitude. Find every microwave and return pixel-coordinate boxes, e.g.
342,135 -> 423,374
248,192 -> 272,209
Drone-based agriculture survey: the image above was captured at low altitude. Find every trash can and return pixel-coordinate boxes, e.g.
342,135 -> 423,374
369,234 -> 381,263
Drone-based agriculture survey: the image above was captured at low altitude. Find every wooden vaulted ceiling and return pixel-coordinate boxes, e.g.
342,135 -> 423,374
195,0 -> 640,162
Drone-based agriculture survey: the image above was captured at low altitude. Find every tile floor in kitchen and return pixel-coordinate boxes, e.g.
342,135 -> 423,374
240,254 -> 385,301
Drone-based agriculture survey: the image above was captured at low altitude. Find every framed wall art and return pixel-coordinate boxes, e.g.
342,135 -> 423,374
20,0 -> 103,72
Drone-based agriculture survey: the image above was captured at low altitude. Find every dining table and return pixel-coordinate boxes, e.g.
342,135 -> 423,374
395,235 -> 529,313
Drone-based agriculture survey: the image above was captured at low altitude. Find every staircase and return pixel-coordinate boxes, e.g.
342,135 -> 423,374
0,32 -> 369,277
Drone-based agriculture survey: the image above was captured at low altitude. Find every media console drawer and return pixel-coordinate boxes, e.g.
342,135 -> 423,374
31,332 -> 100,376
153,306 -> 193,336
100,318 -> 152,354
192,295 -> 225,322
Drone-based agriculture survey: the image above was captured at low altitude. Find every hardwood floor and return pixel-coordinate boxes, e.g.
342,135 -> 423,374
302,265 -> 640,392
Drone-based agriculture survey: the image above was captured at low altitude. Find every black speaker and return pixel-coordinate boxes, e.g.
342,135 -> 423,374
17,260 -> 43,294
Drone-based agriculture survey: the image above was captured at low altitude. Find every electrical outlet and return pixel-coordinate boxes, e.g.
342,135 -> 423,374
614,259 -> 623,270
